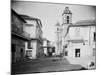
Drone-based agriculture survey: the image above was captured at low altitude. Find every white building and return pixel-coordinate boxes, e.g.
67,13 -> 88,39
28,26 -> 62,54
43,38 -> 55,56
61,7 -> 72,56
64,22 -> 96,69
61,7 -> 96,69
55,7 -> 72,56
42,38 -> 50,56
21,15 -> 43,59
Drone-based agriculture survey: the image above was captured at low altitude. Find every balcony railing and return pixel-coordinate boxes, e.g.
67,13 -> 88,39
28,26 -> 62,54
11,24 -> 22,34
12,24 -> 30,38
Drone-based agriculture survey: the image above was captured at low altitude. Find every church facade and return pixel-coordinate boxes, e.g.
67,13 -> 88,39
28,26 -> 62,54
64,22 -> 96,69
55,7 -> 72,56
55,7 -> 96,69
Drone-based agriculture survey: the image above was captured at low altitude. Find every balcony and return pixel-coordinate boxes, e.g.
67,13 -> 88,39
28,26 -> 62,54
22,31 -> 30,38
12,24 -> 30,39
11,23 -> 22,34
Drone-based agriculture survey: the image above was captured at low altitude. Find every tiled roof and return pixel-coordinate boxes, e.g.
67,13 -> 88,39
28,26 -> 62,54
11,9 -> 27,23
20,14 -> 38,20
64,20 -> 96,37
74,20 -> 96,25
20,14 -> 42,27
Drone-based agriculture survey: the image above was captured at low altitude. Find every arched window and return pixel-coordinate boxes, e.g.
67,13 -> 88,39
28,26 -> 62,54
67,20 -> 69,23
67,16 -> 69,19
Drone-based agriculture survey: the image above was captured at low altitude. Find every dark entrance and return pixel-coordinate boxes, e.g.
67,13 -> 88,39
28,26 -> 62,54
20,48 -> 24,61
75,48 -> 80,57
11,44 -> 16,63
20,48 -> 24,57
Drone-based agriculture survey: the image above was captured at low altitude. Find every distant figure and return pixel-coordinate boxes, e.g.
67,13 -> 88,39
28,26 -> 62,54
88,61 -> 95,69
89,62 -> 95,67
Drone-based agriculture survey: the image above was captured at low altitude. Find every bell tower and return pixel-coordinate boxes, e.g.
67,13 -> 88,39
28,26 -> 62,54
61,7 -> 72,55
62,7 -> 72,24
55,22 -> 61,55
62,7 -> 72,36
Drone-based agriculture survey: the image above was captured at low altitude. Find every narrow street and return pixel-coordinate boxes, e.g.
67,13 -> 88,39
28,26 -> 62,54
12,57 -> 84,74
11,2 -> 96,75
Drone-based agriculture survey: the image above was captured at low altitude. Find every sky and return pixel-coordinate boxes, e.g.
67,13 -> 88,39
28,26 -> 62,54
11,1 -> 96,42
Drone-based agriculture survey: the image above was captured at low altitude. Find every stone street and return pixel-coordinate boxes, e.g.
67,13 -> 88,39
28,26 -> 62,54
12,57 -> 85,74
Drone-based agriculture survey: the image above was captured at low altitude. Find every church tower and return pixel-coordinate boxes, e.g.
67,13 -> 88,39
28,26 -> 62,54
61,7 -> 72,56
62,7 -> 72,24
55,22 -> 62,55
62,7 -> 72,38
62,7 -> 72,37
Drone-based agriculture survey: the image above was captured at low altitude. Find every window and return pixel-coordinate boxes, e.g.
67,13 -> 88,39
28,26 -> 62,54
75,49 -> 80,57
28,41 -> 32,49
52,47 -> 55,53
21,49 -> 23,53
26,50 -> 32,57
67,20 -> 69,23
67,16 -> 69,19
94,32 -> 96,42
65,45 -> 67,48
65,51 -> 68,56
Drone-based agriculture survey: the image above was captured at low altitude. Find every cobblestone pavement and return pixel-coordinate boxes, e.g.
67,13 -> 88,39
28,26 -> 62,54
12,57 -> 84,74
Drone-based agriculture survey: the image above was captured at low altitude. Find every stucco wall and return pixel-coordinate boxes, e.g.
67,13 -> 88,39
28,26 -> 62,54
64,26 -> 96,68
31,40 -> 37,59
23,24 -> 36,38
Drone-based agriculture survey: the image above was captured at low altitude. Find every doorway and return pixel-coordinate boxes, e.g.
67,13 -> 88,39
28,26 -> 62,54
20,48 -> 24,57
11,44 -> 16,63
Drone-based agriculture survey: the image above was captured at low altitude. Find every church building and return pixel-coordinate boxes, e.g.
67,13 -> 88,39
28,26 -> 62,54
56,7 -> 96,69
